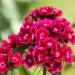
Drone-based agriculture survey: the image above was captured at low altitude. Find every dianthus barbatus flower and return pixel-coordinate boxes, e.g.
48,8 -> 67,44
22,6 -> 75,75
0,6 -> 75,75
0,46 -> 12,74
27,6 -> 63,20
23,52 -> 34,68
0,61 -> 8,74
33,46 -> 47,65
10,52 -> 22,67
59,44 -> 73,63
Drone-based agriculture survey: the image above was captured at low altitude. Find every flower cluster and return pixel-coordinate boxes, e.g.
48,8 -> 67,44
0,40 -> 22,74
0,6 -> 75,74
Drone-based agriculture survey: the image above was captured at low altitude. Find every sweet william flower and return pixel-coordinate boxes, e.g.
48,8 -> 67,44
36,27 -> 49,42
33,46 -> 47,65
49,62 -> 62,74
29,6 -> 63,20
63,26 -> 74,43
0,46 -> 12,57
23,52 -> 34,68
18,19 -> 34,45
0,6 -> 75,75
18,32 -> 32,45
10,52 -> 22,67
0,62 -> 8,74
44,57 -> 62,74
58,18 -> 70,28
17,6 -> 75,74
70,34 -> 75,45
22,19 -> 33,30
8,34 -> 20,47
0,46 -> 12,74
2,34 -> 20,48
51,19 -> 62,33
51,49 -> 63,62
42,37 -> 58,49
0,53 -> 8,62
40,19 -> 53,28
59,45 -> 73,63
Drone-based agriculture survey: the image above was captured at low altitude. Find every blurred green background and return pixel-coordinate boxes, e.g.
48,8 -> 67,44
0,0 -> 75,75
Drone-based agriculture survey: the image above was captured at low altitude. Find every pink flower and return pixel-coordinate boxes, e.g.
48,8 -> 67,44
51,49 -> 63,62
0,47 -> 10,74
0,46 -> 12,57
0,62 -> 8,74
18,31 -> 32,45
0,6 -> 75,74
10,52 -> 22,67
70,35 -> 75,45
22,19 -> 33,30
23,52 -> 34,68
29,6 -> 63,20
63,26 -> 74,40
8,34 -> 19,47
0,53 -> 7,62
18,19 -> 34,45
33,46 -> 47,65
1,34 -> 19,48
43,37 -> 58,48
60,45 -> 73,63
51,19 -> 62,33
40,19 -> 53,28
36,27 -> 49,42
58,18 -> 70,27
44,58 -> 62,74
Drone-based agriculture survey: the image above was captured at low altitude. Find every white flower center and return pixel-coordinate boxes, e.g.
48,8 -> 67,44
47,42 -> 53,47
56,52 -> 60,57
54,28 -> 58,32
12,57 -> 18,62
68,34 -> 72,39
0,62 -> 5,68
40,33 -> 45,39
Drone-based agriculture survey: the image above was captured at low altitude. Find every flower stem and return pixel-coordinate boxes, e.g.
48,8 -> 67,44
43,68 -> 46,75
53,72 -> 61,75
5,72 -> 8,75
11,70 -> 13,75
11,69 -> 14,75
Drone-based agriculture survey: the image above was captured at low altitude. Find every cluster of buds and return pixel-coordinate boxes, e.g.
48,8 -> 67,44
0,6 -> 75,74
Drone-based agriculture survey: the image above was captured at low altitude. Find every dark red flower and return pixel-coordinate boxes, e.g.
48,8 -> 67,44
40,19 -> 53,28
0,62 -> 8,74
33,46 -> 47,65
29,6 -> 63,20
59,45 -> 73,63
63,26 -> 74,40
44,58 -> 62,74
36,27 -> 49,42
51,49 -> 63,62
0,46 -> 12,57
0,6 -> 75,74
23,52 -> 34,68
43,37 -> 58,48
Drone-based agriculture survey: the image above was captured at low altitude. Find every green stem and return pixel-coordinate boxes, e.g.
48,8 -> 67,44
53,72 -> 61,75
43,68 -> 46,75
11,70 -> 13,75
4,71 -> 7,75
11,69 -> 14,75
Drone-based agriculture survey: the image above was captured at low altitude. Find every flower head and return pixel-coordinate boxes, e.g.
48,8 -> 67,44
0,6 -> 75,74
